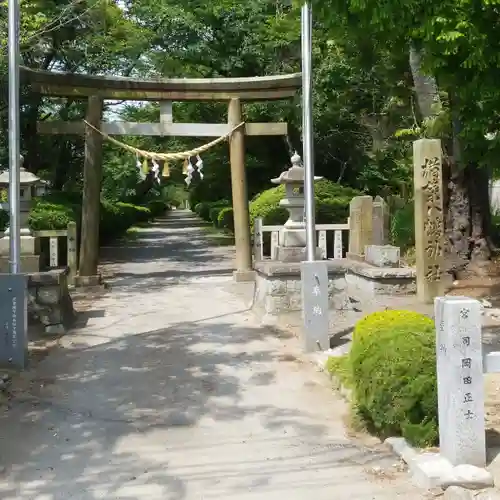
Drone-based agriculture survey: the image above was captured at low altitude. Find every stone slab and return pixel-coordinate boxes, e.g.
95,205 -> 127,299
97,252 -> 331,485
0,255 -> 40,273
300,261 -> 330,352
0,274 -> 28,369
365,244 -> 400,268
232,269 -> 256,283
386,437 -> 494,491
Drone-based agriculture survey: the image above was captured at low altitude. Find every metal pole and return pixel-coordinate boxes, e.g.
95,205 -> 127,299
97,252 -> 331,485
8,0 -> 21,274
301,2 -> 316,262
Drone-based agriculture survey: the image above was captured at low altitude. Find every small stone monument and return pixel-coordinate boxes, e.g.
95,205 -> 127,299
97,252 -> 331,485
0,159 -> 41,273
270,152 -> 323,262
347,195 -> 373,261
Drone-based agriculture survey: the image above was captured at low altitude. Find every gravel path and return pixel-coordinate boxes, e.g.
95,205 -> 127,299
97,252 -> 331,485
0,211 -> 427,499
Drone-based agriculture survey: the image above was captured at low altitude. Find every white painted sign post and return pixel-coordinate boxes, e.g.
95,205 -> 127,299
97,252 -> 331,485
435,296 -> 500,468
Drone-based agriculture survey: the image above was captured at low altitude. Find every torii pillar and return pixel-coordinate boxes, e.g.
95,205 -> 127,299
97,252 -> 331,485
228,98 -> 254,282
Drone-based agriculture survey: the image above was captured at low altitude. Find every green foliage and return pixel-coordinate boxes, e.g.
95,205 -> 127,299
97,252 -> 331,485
390,203 -> 415,252
100,201 -> 151,243
28,193 -> 81,230
147,200 -> 168,218
217,207 -> 234,231
0,209 -> 8,232
342,310 -> 438,447
250,180 -> 360,228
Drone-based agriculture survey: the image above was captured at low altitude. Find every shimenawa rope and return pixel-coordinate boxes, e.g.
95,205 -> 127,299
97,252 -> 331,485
82,120 -> 245,161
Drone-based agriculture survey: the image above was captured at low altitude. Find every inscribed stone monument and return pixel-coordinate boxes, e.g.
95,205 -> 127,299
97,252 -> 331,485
347,195 -> 373,261
414,139 -> 445,303
372,195 -> 389,246
434,296 -> 485,467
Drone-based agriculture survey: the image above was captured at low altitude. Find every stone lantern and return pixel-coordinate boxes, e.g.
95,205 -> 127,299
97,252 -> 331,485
0,157 -> 41,272
270,152 -> 323,262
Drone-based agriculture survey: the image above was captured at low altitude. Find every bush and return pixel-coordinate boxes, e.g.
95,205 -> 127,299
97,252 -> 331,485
391,203 -> 415,252
195,200 -> 229,223
101,201 -> 151,242
250,179 -> 360,229
0,209 -> 8,232
217,207 -> 234,231
344,310 -> 437,447
28,193 -> 81,230
209,206 -> 225,226
147,200 -> 168,218
196,202 -> 212,221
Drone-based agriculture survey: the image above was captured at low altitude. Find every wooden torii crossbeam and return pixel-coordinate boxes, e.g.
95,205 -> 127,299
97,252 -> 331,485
22,68 -> 302,284
37,101 -> 287,138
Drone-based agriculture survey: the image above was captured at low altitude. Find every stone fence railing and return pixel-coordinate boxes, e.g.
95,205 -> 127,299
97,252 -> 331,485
32,221 -> 78,284
253,217 -> 350,261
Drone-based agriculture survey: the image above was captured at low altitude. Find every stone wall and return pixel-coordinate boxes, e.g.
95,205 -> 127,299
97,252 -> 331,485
254,260 -> 416,315
27,269 -> 76,334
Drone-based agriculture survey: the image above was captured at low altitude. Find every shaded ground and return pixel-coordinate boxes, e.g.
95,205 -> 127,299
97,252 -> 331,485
0,211 -> 426,499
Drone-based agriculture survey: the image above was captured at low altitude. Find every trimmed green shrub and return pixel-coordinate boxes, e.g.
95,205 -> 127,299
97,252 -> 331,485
28,194 -> 80,230
196,202 -> 212,221
250,179 -> 360,229
100,201 -> 151,242
0,209 -> 8,232
209,206 -> 226,226
346,310 -> 437,447
391,203 -> 415,252
217,207 -> 234,231
147,199 -> 168,218
316,197 -> 351,224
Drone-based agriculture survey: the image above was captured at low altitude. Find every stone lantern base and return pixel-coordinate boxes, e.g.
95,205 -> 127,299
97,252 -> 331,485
275,246 -> 323,262
0,229 -> 41,273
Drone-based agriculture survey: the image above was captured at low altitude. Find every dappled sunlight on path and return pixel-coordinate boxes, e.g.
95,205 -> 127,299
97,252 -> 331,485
0,211 -> 425,499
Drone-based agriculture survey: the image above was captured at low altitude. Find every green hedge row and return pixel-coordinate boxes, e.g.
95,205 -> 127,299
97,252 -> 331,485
0,192 -> 169,245
249,179 -> 361,228
193,201 -> 234,232
191,180 -> 361,238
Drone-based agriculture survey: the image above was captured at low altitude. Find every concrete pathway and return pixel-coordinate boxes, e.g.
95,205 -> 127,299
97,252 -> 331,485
0,211 -> 427,499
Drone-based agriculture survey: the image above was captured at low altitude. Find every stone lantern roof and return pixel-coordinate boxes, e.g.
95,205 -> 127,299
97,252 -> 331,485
271,152 -> 322,185
0,167 -> 40,186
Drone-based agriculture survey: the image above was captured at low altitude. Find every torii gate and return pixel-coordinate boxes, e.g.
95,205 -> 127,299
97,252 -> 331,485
21,68 -> 301,284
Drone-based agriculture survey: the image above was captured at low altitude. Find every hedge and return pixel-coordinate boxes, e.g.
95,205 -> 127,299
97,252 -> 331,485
1,192 -> 162,245
217,207 -> 234,231
249,179 -> 360,228
330,310 -> 438,447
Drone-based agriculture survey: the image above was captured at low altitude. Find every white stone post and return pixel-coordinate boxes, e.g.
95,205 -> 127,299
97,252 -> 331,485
435,296 -> 485,467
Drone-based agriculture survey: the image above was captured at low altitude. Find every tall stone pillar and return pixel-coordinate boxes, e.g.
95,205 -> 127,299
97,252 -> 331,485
414,138 -> 445,303
228,98 -> 254,282
78,95 -> 104,283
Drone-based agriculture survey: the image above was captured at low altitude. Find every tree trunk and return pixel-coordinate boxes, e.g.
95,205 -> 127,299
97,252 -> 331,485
408,44 -> 440,119
408,45 -> 492,275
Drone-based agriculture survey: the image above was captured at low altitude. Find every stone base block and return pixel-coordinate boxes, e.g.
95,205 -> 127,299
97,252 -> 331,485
275,246 -> 323,263
73,274 -> 102,287
346,261 -> 416,303
233,269 -> 256,283
0,255 -> 40,273
27,268 -> 76,335
254,261 -> 350,315
253,259 -> 416,316
280,228 -> 306,248
365,244 -> 400,267
0,235 -> 37,256
346,252 -> 365,262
